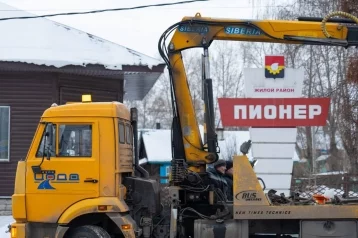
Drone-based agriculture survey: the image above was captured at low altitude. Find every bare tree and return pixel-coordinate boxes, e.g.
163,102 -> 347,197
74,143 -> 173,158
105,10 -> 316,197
182,50 -> 205,125
217,134 -> 238,161
124,51 -> 206,129
209,41 -> 244,128
287,0 -> 358,176
126,0 -> 357,180
241,0 -> 357,178
337,0 -> 358,174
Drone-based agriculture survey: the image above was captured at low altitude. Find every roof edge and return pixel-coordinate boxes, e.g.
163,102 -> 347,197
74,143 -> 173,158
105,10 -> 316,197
0,61 -> 165,77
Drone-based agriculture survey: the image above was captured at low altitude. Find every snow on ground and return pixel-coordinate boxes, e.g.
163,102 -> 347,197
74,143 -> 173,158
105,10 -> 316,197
0,216 -> 13,237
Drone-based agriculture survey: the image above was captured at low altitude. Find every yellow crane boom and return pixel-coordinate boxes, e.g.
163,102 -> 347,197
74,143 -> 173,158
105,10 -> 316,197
158,11 -> 358,174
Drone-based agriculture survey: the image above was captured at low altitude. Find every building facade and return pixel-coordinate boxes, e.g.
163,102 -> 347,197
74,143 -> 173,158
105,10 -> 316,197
0,64 -> 164,197
0,2 -> 164,197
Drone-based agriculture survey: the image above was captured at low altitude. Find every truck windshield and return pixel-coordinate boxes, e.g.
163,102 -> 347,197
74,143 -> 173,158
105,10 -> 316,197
36,123 -> 56,158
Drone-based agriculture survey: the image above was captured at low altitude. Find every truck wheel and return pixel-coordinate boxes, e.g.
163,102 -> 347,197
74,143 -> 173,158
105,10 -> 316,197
66,225 -> 111,238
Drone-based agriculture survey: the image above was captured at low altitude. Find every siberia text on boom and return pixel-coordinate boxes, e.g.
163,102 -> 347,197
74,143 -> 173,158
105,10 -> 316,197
234,105 -> 322,120
225,26 -> 262,35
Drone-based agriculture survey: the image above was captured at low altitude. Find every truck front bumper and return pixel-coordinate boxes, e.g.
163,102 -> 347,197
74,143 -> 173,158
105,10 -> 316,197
9,222 -> 26,238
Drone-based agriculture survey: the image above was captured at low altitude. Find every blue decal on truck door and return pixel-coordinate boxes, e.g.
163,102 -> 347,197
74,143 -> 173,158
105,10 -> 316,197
34,170 -> 80,189
38,179 -> 56,190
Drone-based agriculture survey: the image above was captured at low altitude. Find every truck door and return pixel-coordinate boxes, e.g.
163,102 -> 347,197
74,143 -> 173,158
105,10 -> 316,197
25,120 -> 100,222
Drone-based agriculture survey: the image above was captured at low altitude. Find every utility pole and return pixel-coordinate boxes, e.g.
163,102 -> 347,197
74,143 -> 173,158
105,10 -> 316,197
311,126 -> 316,185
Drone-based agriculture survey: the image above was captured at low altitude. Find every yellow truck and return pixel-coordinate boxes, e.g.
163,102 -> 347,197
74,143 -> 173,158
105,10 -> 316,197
8,11 -> 358,238
10,98 -> 159,238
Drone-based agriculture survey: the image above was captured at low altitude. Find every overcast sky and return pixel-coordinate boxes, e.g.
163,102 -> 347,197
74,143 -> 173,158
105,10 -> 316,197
1,0 -> 288,59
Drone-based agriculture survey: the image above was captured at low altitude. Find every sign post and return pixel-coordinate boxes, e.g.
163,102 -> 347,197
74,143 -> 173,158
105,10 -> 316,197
218,55 -> 330,196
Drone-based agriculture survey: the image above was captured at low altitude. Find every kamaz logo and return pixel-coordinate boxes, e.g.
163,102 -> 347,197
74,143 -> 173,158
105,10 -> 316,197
34,170 -> 80,190
235,190 -> 262,201
225,26 -> 262,36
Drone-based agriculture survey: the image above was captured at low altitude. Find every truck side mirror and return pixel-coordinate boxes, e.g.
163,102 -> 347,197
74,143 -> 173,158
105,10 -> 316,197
130,108 -> 138,122
32,122 -> 54,174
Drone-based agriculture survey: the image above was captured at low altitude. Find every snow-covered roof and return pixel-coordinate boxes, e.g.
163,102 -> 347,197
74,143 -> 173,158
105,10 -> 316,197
139,126 -> 300,163
0,2 -> 163,70
316,154 -> 330,162
140,129 -> 173,164
139,158 -> 148,165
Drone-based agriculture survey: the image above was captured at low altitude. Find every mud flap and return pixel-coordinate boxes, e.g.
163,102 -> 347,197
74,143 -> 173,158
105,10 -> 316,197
194,219 -> 249,238
55,226 -> 69,238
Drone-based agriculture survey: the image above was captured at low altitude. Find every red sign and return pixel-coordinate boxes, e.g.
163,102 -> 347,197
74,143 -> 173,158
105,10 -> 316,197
218,98 -> 330,127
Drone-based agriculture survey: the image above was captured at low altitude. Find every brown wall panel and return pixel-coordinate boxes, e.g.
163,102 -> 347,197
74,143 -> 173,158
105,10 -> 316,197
0,73 -> 55,196
0,72 -> 124,196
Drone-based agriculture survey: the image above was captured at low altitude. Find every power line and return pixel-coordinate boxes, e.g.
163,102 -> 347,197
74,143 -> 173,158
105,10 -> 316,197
0,5 -> 295,12
0,0 -> 209,21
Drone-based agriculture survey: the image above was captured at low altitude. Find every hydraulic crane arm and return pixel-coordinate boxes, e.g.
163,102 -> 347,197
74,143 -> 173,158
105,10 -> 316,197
158,11 -> 358,174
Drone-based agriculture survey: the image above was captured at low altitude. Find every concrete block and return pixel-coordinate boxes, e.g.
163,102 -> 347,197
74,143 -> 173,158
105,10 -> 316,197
250,128 -> 297,143
0,204 -> 7,211
254,158 -> 293,173
0,210 -> 12,216
252,143 -> 296,158
0,199 -> 12,213
0,198 -> 12,205
255,174 -> 292,190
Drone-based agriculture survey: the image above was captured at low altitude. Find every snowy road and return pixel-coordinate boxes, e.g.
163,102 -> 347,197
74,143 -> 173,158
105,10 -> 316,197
0,216 -> 13,238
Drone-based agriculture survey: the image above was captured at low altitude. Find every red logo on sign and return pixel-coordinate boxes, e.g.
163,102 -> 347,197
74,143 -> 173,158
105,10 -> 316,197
265,55 -> 285,78
218,98 -> 330,127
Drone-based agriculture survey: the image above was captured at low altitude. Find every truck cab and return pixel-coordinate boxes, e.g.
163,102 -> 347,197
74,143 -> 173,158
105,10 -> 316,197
10,95 -> 160,238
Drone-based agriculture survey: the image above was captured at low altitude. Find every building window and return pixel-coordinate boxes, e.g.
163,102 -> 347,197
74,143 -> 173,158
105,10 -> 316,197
166,166 -> 171,175
119,123 -> 125,144
36,123 -> 56,158
0,106 -> 10,161
58,124 -> 92,157
125,124 -> 132,145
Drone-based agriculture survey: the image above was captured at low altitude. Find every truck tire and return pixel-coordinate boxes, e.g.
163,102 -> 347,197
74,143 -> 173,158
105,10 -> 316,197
66,225 -> 111,238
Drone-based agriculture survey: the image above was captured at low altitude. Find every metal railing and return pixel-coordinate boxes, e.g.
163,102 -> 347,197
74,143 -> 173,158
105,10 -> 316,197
291,174 -> 358,198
